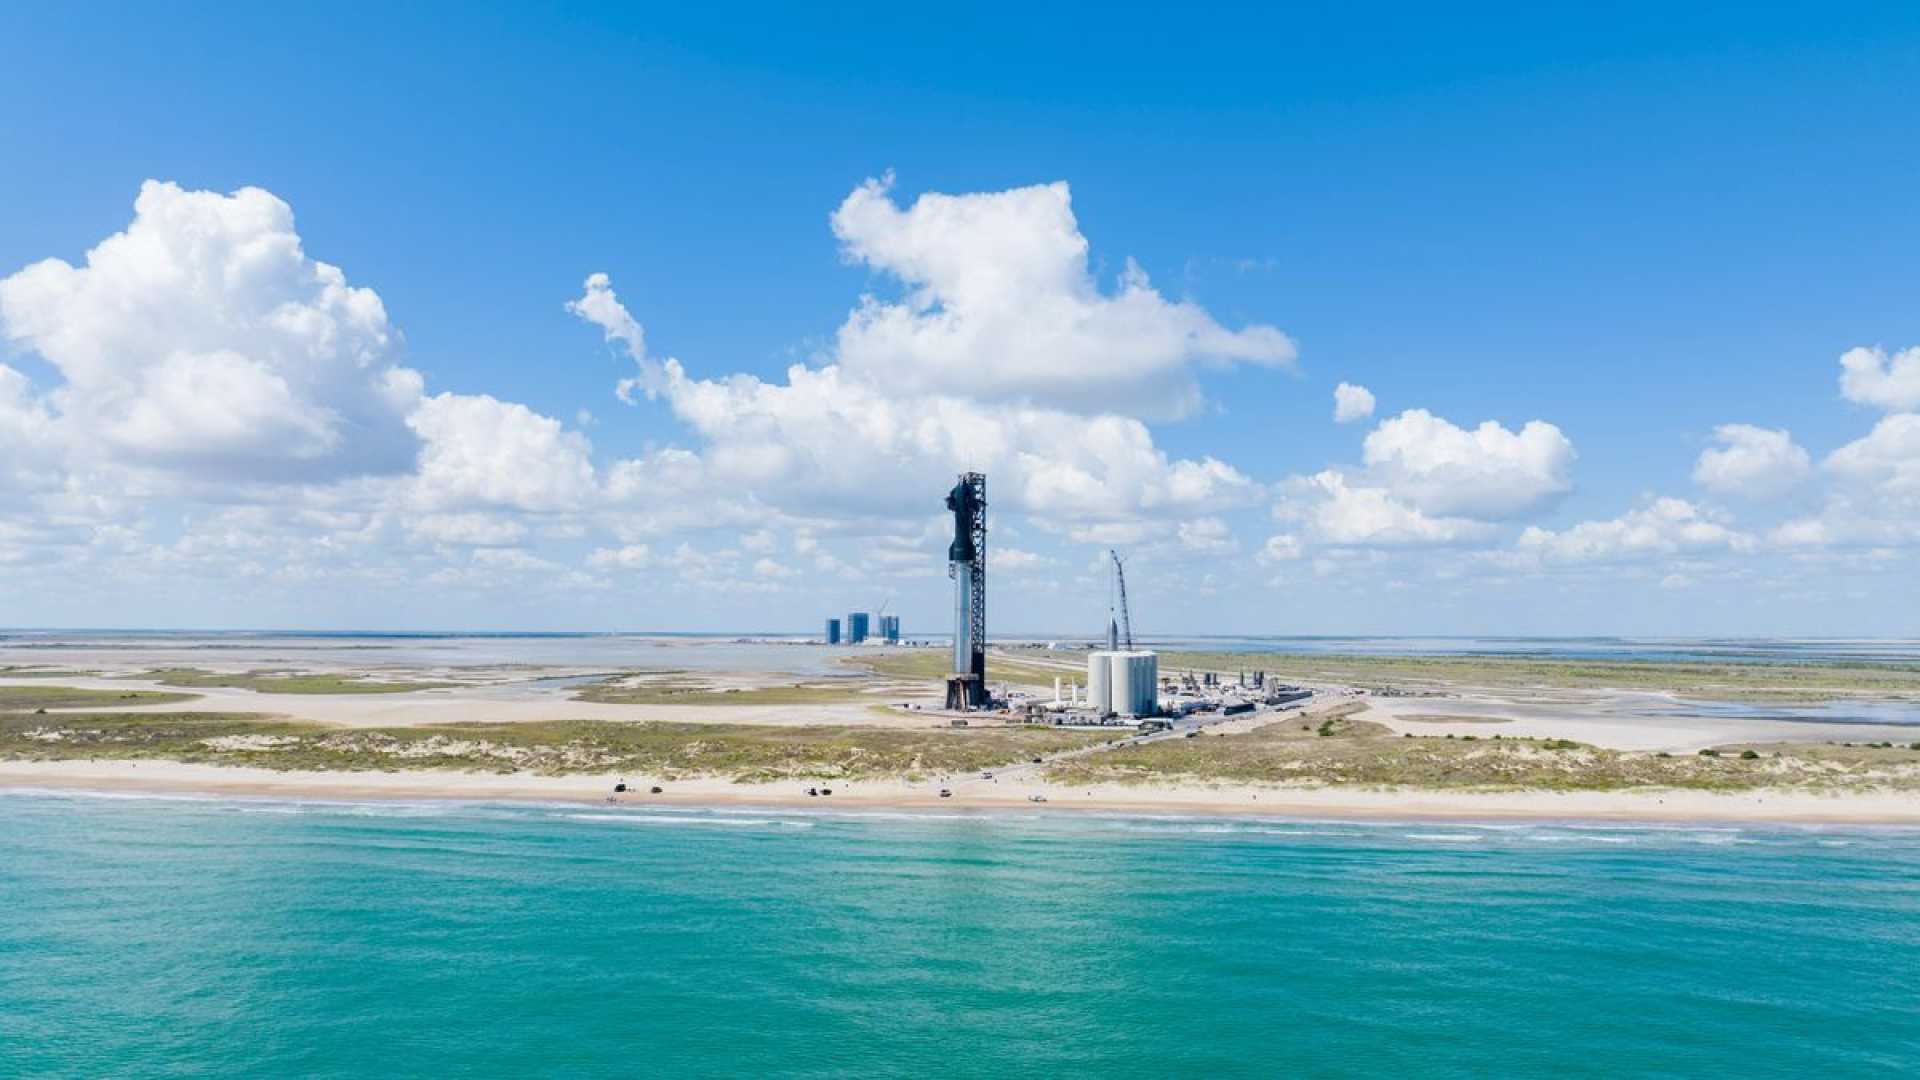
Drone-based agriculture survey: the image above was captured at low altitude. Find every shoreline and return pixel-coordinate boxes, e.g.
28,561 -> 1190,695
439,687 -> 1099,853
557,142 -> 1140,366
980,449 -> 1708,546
3,760 -> 1916,825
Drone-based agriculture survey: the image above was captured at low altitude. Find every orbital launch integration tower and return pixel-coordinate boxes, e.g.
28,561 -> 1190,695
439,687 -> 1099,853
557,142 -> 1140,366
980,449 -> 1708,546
945,472 -> 988,710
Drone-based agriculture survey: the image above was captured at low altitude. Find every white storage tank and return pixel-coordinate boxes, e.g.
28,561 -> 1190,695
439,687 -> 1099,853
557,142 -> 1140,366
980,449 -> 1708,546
1086,652 -> 1115,715
1109,651 -> 1159,717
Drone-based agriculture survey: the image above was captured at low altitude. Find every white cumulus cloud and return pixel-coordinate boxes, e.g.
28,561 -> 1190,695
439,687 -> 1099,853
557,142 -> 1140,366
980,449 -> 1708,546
1826,412 -> 1920,498
0,364 -> 61,492
1838,345 -> 1920,411
1517,498 -> 1752,562
828,175 -> 1295,419
1759,415 -> 1920,549
1332,382 -> 1375,423
1691,424 -> 1810,500
407,393 -> 597,512
567,272 -> 660,404
1284,470 -> 1494,546
570,274 -> 1258,524
0,180 -> 423,481
1360,409 -> 1575,519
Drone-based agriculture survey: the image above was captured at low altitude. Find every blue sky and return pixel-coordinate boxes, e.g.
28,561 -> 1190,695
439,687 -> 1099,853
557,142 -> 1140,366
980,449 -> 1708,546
2,4 -> 1918,634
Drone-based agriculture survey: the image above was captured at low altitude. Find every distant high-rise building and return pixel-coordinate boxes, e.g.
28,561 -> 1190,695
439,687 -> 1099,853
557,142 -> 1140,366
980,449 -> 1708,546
879,614 -> 900,643
824,618 -> 841,645
846,612 -> 870,644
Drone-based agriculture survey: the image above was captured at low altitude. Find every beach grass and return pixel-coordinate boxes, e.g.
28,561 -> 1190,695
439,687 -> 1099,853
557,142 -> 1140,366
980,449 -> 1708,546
572,676 -> 875,706
1044,707 -> 1920,791
8,704 -> 1918,793
0,712 -> 1109,781
0,685 -> 199,710
845,650 -> 1063,687
136,668 -> 458,694
1155,651 -> 1920,701
1045,708 -> 1920,792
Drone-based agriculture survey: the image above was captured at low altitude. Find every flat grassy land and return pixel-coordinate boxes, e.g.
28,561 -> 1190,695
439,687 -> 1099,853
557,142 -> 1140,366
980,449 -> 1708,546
572,675 -> 875,706
846,651 -> 1062,688
1046,709 -> 1920,793
0,711 -> 1111,782
0,685 -> 199,710
0,667 -> 96,678
136,668 -> 457,694
1156,651 -> 1920,701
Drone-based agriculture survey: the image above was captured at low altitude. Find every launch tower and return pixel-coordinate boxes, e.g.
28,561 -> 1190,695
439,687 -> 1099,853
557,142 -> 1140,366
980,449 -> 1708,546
944,472 -> 987,710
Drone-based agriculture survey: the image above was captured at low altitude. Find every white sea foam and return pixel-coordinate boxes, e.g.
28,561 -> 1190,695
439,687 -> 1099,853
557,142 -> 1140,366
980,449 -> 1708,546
565,813 -> 813,829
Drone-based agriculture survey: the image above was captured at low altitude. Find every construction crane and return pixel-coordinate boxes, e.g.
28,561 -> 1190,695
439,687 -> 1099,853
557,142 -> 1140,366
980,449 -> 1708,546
1109,549 -> 1134,651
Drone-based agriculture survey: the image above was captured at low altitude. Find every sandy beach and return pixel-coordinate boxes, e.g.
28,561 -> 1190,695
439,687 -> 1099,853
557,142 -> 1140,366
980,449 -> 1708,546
5,758 -> 1916,825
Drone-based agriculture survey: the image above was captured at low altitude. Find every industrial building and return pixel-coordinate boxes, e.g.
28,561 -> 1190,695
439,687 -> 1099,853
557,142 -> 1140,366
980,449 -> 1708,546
822,608 -> 900,646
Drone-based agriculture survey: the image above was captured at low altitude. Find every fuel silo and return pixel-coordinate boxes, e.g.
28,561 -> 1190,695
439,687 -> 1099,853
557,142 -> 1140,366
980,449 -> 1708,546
1086,652 -> 1114,715
1109,651 -> 1159,717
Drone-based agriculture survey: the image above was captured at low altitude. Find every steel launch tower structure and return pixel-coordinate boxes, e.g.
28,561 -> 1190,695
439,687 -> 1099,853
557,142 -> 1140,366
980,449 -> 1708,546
945,472 -> 988,710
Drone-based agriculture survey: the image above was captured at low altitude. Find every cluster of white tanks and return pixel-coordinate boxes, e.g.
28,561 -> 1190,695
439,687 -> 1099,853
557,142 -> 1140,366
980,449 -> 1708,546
1087,650 -> 1159,717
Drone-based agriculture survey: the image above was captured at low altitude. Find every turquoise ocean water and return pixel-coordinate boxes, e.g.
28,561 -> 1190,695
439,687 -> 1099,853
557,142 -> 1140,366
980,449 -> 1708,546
3,792 -> 1917,1077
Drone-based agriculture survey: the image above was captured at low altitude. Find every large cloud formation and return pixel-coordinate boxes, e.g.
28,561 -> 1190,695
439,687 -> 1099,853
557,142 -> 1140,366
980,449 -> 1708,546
0,181 -> 424,482
0,181 -> 599,521
825,176 -> 1295,419
570,177 -> 1280,525
12,176 -> 1920,625
580,306 -> 1259,524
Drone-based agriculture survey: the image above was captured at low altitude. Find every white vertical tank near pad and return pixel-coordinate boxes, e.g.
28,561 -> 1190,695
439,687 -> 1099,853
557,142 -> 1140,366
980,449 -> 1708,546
1087,652 -> 1114,715
1110,651 -> 1159,716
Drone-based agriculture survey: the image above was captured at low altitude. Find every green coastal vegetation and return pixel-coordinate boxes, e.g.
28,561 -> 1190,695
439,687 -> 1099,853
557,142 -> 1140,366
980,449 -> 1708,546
1046,709 -> 1920,793
0,666 -> 96,679
847,650 -> 1061,687
7,672 -> 1919,794
572,674 -> 876,706
0,685 -> 198,710
1157,651 -> 1920,702
134,669 -> 458,695
857,647 -> 1920,704
0,709 -> 1107,782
